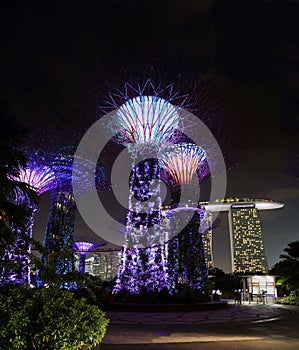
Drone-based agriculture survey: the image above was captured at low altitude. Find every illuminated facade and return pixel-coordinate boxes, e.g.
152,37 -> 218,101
228,204 -> 268,274
202,198 -> 284,274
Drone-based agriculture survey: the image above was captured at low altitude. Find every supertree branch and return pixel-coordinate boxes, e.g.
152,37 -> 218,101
109,95 -> 181,154
100,75 -> 238,171
11,150 -> 57,195
159,143 -> 209,186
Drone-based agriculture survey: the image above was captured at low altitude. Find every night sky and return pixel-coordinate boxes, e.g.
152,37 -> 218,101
1,0 -> 299,272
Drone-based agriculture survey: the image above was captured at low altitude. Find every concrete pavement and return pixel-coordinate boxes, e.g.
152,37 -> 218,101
98,301 -> 299,349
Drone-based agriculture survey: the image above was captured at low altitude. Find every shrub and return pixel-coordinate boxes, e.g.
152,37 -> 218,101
114,285 -> 210,304
0,285 -> 109,350
275,290 -> 299,306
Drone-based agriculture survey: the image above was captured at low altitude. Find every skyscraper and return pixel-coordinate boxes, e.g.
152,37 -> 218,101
202,198 -> 284,274
200,211 -> 214,271
228,203 -> 268,274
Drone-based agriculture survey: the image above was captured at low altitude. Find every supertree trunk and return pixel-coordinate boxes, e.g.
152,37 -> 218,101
43,189 -> 75,275
1,202 -> 37,285
167,208 -> 208,289
114,157 -> 169,293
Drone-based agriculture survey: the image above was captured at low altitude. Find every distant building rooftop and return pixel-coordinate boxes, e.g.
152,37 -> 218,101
201,198 -> 284,212
162,198 -> 284,212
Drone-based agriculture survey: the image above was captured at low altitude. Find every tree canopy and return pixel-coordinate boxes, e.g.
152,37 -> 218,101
270,240 -> 299,292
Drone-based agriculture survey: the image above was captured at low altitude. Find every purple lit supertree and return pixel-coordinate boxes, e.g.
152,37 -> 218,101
43,146 -> 108,276
73,241 -> 98,273
108,82 -> 185,294
3,150 -> 57,284
159,143 -> 209,289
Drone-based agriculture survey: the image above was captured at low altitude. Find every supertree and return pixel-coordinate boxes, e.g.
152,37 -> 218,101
159,143 -> 209,289
107,82 -> 185,294
73,241 -> 98,273
3,150 -> 57,284
43,146 -> 108,276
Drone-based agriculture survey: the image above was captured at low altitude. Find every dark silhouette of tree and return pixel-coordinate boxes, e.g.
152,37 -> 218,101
270,241 -> 299,293
0,106 -> 39,281
209,267 -> 240,297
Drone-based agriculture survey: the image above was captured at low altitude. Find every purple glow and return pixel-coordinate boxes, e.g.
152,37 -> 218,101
10,151 -> 57,195
73,241 -> 97,273
5,151 -> 57,285
73,241 -> 97,254
43,146 -> 108,279
16,166 -> 56,195
110,89 -> 181,293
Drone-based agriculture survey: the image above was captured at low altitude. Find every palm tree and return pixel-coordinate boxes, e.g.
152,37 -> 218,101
271,241 -> 299,292
0,107 -> 39,283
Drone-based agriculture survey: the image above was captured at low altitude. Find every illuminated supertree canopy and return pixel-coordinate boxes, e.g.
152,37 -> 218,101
159,143 -> 209,186
103,76 -> 237,293
12,150 -> 57,196
111,95 -> 181,153
4,150 -> 57,285
108,82 -> 189,294
159,143 -> 209,289
73,241 -> 97,273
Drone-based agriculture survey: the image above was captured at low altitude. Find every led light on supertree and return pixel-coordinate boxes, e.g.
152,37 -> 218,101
108,85 -> 183,294
73,241 -> 97,273
3,150 -> 57,284
43,146 -> 107,276
159,143 -> 209,289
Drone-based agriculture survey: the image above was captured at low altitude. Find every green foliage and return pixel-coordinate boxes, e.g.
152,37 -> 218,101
270,240 -> 299,294
208,267 -> 240,297
0,110 -> 39,282
0,285 -> 109,350
276,291 -> 299,306
0,110 -> 39,241
114,285 -> 210,304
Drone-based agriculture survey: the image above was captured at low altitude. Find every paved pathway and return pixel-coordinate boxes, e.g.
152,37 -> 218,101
105,301 -> 283,326
101,301 -> 293,345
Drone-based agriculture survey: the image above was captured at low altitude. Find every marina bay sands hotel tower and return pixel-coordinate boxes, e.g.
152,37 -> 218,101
201,198 -> 284,274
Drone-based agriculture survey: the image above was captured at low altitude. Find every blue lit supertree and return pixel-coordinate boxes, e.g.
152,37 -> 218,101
159,143 -> 209,289
43,147 -> 77,276
43,146 -> 108,276
3,150 -> 57,284
108,82 -> 184,294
